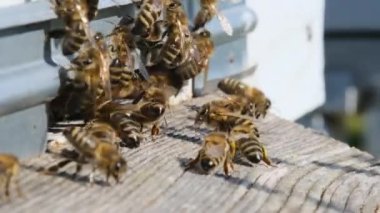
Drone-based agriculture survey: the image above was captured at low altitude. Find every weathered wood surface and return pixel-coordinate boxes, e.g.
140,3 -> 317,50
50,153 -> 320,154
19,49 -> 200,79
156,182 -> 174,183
1,95 -> 380,213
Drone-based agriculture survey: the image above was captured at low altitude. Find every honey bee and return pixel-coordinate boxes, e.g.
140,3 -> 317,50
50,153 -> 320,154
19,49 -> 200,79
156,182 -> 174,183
109,112 -> 143,148
132,0 -> 164,38
83,120 -> 120,148
165,0 -> 189,26
186,132 -> 235,176
134,86 -> 170,106
192,29 -> 214,83
62,126 -> 127,184
218,78 -> 271,118
198,95 -> 254,118
54,0 -> 98,21
0,154 -> 23,201
61,22 -> 88,56
100,100 -> 166,137
66,51 -> 106,120
129,101 -> 166,136
53,0 -> 93,55
107,26 -> 136,87
236,136 -> 273,166
193,0 -> 233,36
145,68 -> 184,95
194,106 -> 260,138
158,22 -> 185,68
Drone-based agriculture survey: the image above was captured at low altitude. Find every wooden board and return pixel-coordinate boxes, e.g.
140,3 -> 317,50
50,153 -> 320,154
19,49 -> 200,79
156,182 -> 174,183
0,95 -> 379,212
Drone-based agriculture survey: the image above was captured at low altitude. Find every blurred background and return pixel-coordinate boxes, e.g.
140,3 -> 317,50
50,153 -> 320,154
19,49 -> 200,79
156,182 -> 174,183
297,0 -> 380,157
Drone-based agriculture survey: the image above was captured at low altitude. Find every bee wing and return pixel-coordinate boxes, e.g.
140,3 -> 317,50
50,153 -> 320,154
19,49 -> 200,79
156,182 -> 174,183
211,5 -> 233,36
97,51 -> 112,101
204,141 -> 228,158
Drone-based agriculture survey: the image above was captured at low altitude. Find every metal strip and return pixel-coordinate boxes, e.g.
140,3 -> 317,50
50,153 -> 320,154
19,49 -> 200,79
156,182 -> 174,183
0,0 -> 132,31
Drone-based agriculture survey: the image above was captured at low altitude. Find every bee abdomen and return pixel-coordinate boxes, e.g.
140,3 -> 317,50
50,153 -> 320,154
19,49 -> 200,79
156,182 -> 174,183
217,78 -> 247,95
133,3 -> 160,37
175,59 -> 200,81
120,72 -> 135,88
62,26 -> 87,55
110,113 -> 142,148
239,138 -> 263,164
161,45 -> 181,66
110,59 -> 132,85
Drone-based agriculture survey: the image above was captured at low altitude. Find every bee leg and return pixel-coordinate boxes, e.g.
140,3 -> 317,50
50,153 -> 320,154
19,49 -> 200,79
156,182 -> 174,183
89,167 -> 96,186
4,175 -> 11,201
14,177 -> 24,198
72,163 -> 83,179
228,139 -> 237,159
45,159 -> 72,175
223,159 -> 233,177
112,173 -> 120,184
106,169 -> 111,184
260,144 -> 275,167
185,154 -> 200,171
253,126 -> 260,138
151,124 -> 160,137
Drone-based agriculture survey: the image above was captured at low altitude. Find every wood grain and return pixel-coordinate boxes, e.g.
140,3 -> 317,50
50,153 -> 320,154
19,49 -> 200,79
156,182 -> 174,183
0,95 -> 379,213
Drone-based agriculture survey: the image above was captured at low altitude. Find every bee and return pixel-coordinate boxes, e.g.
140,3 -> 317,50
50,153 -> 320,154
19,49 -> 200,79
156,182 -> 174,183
134,86 -> 170,106
54,0 -> 98,21
62,21 -> 88,56
61,126 -> 127,184
198,95 -> 254,118
236,136 -> 273,166
53,0 -> 93,55
107,26 -> 136,88
172,29 -> 214,82
193,0 -> 233,36
194,106 -> 260,138
66,50 -> 106,120
129,101 -> 166,136
158,22 -> 185,68
185,132 -> 235,176
137,20 -> 168,66
218,78 -> 271,118
83,120 -> 120,149
192,29 -> 214,83
101,100 -> 166,137
109,112 -> 143,148
0,154 -> 23,201
174,51 -> 201,81
132,0 -> 164,38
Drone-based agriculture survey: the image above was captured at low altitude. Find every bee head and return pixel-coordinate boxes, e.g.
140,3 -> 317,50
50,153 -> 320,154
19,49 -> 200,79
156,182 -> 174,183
94,32 -> 104,41
199,29 -> 211,38
111,58 -> 121,66
194,105 -> 209,126
141,102 -> 166,118
200,157 -> 216,173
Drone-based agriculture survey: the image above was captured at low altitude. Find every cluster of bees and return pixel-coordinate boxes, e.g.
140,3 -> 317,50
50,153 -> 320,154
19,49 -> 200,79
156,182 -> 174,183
187,78 -> 273,176
0,0 -> 272,201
